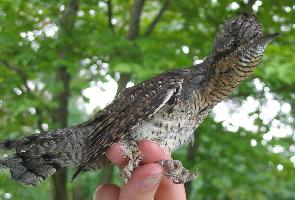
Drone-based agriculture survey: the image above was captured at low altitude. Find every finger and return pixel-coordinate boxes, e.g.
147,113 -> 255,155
106,140 -> 170,168
138,140 -> 171,164
106,143 -> 127,169
119,163 -> 163,200
155,177 -> 186,200
93,184 -> 120,200
138,140 -> 186,200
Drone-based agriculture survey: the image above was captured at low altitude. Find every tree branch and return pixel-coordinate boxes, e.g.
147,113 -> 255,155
127,0 -> 145,40
51,1 -> 80,200
144,0 -> 170,36
60,0 -> 79,33
242,0 -> 255,13
1,60 -> 47,132
116,73 -> 131,97
184,131 -> 198,198
35,108 -> 45,132
1,60 -> 31,93
107,0 -> 115,33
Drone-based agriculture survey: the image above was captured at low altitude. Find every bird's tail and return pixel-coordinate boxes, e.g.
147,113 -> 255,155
0,126 -> 87,186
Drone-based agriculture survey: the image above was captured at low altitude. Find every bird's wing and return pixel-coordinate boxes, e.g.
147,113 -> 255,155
72,76 -> 184,179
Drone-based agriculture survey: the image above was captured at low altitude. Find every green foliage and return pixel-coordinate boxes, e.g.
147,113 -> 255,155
0,0 -> 294,200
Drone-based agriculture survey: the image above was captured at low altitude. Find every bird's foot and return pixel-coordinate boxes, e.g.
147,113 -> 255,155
120,140 -> 142,183
156,159 -> 198,184
121,165 -> 133,183
120,156 -> 143,183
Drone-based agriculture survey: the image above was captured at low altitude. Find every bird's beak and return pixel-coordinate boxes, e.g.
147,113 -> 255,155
255,33 -> 279,46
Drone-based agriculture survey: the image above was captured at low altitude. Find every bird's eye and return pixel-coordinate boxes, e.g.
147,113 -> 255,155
214,36 -> 235,53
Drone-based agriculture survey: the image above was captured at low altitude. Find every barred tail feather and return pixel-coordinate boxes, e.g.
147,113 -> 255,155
0,153 -> 60,186
0,127 -> 86,186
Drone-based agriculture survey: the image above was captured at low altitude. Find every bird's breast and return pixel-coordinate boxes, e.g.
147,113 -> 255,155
128,100 -> 198,152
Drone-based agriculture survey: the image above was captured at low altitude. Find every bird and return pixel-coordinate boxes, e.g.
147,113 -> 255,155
0,13 -> 278,186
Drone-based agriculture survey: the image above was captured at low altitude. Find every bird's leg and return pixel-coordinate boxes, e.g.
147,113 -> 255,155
120,140 -> 142,183
156,160 -> 198,184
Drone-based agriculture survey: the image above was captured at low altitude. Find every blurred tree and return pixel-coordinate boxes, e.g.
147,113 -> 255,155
50,1 -> 79,200
0,0 -> 294,200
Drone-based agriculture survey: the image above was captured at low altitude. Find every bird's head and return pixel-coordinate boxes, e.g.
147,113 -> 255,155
211,13 -> 278,72
213,13 -> 279,57
214,13 -> 262,53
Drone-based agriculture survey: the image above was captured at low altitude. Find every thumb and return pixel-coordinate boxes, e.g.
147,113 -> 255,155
119,163 -> 163,200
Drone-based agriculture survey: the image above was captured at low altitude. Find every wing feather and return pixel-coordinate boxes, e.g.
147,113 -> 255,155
72,78 -> 183,179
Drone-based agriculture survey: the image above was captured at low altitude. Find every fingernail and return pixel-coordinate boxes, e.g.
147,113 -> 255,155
138,174 -> 162,191
93,185 -> 102,200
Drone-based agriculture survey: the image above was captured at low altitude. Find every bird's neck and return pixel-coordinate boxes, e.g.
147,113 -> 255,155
190,52 -> 254,107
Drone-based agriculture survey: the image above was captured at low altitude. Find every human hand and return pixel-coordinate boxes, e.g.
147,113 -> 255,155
93,140 -> 186,200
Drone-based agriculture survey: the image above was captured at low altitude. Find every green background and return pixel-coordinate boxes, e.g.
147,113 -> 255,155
0,0 -> 294,199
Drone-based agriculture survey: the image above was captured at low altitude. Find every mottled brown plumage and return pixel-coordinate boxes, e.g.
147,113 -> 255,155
0,13 -> 278,186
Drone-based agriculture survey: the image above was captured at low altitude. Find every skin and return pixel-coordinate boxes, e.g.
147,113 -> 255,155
93,140 -> 187,200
